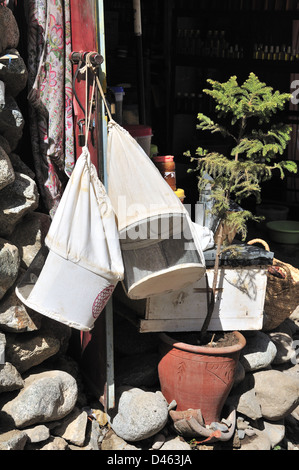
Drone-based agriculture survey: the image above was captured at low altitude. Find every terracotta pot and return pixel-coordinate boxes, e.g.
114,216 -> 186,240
158,331 -> 246,425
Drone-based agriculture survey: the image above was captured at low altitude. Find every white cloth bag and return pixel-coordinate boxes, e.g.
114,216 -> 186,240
16,147 -> 124,330
106,120 -> 206,299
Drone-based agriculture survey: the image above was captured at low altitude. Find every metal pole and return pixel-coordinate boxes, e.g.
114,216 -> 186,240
96,0 -> 115,412
133,0 -> 146,124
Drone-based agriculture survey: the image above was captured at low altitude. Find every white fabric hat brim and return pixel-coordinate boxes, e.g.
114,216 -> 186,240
16,249 -> 115,331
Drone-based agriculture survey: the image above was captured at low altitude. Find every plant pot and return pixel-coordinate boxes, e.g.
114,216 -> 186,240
158,331 -> 246,425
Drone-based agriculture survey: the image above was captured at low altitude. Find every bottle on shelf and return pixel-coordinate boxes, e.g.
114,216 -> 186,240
152,155 -> 176,191
279,44 -> 286,60
273,45 -> 280,60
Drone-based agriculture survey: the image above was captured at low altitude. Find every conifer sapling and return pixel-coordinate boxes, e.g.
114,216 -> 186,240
185,73 -> 297,341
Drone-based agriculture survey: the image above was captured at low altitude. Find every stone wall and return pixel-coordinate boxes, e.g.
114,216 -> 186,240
0,5 -> 103,450
0,5 -> 55,353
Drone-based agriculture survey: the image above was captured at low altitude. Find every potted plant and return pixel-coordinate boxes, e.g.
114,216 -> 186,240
158,73 -> 297,429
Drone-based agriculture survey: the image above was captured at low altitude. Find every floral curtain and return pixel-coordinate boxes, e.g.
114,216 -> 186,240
26,0 -> 75,217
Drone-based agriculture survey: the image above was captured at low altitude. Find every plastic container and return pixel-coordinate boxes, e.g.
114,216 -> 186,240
124,124 -> 153,156
266,220 -> 299,244
109,86 -> 125,124
175,188 -> 185,203
150,144 -> 158,159
153,155 -> 176,191
256,203 -> 289,222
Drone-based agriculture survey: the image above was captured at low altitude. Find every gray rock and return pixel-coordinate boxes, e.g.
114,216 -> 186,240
0,79 -> 4,109
83,419 -> 101,450
0,283 -> 42,333
253,369 -> 299,421
0,173 -> 39,237
0,369 -> 78,428
0,5 -> 19,52
67,419 -> 102,451
24,425 -> 50,444
101,429 -> 140,450
108,386 -> 168,442
150,433 -> 166,450
240,331 -> 277,371
160,436 -> 191,450
226,373 -> 262,420
268,331 -> 294,364
0,331 -> 5,364
0,146 -> 14,190
0,95 -> 24,150
0,362 -> 24,392
39,436 -> 69,450
10,211 -> 51,268
245,428 -> 257,437
4,316 -> 71,373
0,429 -> 27,450
5,330 -> 61,373
239,427 -> 271,451
236,416 -> 250,430
280,363 -> 299,382
0,49 -> 28,97
0,238 -> 19,300
52,407 -> 88,447
263,419 -> 285,448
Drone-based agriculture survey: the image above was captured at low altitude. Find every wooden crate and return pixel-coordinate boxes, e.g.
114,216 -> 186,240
114,266 -> 267,332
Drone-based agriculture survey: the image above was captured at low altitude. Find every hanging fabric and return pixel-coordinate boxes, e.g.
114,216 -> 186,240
16,54 -> 124,331
87,64 -> 206,300
106,122 -> 206,299
26,0 -> 75,217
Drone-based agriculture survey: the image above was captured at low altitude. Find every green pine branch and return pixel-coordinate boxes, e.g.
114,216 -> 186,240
186,73 -> 297,243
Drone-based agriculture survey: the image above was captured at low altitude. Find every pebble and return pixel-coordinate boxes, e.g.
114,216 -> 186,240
150,433 -> 166,450
160,436 -> 191,450
210,422 -> 229,432
24,425 -> 50,444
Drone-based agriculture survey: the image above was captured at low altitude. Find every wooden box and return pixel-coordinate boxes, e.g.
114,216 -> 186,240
114,265 -> 268,332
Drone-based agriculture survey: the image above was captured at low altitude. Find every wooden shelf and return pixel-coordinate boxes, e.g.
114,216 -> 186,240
174,8 -> 299,19
174,55 -> 299,73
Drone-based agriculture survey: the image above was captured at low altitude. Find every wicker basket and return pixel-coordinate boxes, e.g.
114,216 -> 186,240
248,238 -> 299,331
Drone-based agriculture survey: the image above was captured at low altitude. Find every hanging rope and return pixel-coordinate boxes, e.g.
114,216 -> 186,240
76,51 -> 113,161
84,52 -> 113,122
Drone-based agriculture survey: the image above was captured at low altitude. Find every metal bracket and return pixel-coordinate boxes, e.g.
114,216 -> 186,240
70,51 -> 104,66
